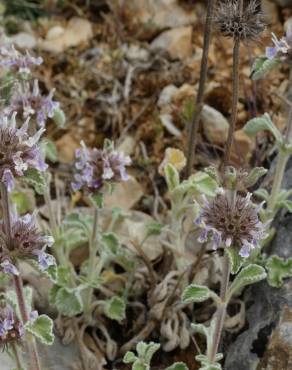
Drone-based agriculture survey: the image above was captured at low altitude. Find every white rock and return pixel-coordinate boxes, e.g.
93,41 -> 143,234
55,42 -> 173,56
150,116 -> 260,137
124,44 -> 150,62
150,26 -> 193,60
158,84 -> 179,107
201,105 -> 229,145
39,17 -> 93,53
9,32 -> 36,49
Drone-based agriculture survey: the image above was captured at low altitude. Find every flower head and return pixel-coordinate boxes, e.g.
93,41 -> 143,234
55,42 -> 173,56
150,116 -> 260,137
0,213 -> 54,271
0,44 -> 43,74
0,113 -> 47,191
266,26 -> 292,62
72,141 -> 131,192
5,80 -> 59,127
215,0 -> 265,41
195,191 -> 267,257
0,305 -> 23,346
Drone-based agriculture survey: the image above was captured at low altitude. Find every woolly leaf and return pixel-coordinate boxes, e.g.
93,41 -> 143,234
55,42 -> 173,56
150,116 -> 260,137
104,296 -> 126,321
226,248 -> 244,274
90,193 -> 104,209
25,314 -> 54,345
190,172 -> 218,197
165,362 -> 189,370
123,351 -> 137,364
42,139 -> 58,163
278,199 -> 292,212
244,167 -> 267,187
254,188 -> 270,201
165,164 -> 180,191
143,342 -> 160,364
243,114 -> 283,144
56,266 -> 71,287
22,168 -> 47,195
251,56 -> 280,80
229,264 -> 267,295
182,284 -> 211,303
101,233 -> 119,255
55,287 -> 83,317
133,361 -> 148,370
266,255 -> 292,288
52,107 -> 66,128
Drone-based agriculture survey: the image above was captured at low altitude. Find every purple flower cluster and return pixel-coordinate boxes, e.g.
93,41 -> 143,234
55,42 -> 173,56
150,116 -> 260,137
0,212 -> 54,275
5,80 -> 59,127
195,191 -> 268,258
0,113 -> 47,191
266,26 -> 292,62
72,141 -> 131,192
0,44 -> 43,74
0,305 -> 23,346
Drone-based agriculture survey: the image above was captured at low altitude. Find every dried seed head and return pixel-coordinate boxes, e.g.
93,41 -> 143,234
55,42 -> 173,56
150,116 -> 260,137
72,140 -> 131,193
215,0 -> 265,41
0,114 -> 47,191
0,213 -> 54,274
0,305 -> 23,346
5,80 -> 59,127
196,191 -> 267,257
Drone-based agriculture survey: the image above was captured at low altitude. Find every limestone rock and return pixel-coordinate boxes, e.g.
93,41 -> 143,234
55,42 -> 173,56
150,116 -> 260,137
150,26 -> 193,60
201,105 -> 229,145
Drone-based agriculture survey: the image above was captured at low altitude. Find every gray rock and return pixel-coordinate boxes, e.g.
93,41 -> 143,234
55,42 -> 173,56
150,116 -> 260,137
225,159 -> 292,370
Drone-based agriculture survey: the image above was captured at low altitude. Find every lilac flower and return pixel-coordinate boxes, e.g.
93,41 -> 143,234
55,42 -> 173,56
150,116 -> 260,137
0,113 -> 47,191
266,26 -> 292,62
72,141 -> 131,192
195,191 -> 268,258
0,305 -> 23,346
0,44 -> 43,74
5,80 -> 59,127
0,213 -> 55,270
0,259 -> 19,276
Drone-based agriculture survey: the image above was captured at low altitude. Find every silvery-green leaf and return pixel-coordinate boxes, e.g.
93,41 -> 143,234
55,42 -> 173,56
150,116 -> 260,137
11,190 -> 34,214
228,264 -> 267,296
226,248 -> 244,274
244,167 -> 267,187
56,266 -> 71,287
165,164 -> 180,191
49,284 -> 60,305
22,168 -> 47,195
243,113 -> 283,144
5,287 -> 33,316
63,212 -> 92,234
165,362 -> 189,370
145,222 -> 163,237
278,199 -> 292,212
101,233 -> 119,255
266,255 -> 292,288
52,107 -> 66,128
254,188 -> 270,201
90,193 -> 104,209
182,284 -> 211,303
25,314 -> 54,345
133,361 -> 148,370
104,296 -> 126,321
251,56 -> 280,80
190,172 -> 218,197
41,139 -> 58,163
123,351 -> 137,364
143,342 -> 160,364
55,287 -> 83,317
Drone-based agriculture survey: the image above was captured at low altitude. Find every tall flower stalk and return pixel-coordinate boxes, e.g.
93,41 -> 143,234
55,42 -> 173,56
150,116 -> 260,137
185,0 -> 215,177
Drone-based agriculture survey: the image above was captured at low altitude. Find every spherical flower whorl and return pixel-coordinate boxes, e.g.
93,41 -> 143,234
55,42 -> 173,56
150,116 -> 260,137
5,80 -> 59,127
215,0 -> 265,41
0,305 -> 23,346
72,141 -> 131,192
195,191 -> 267,257
266,26 -> 292,63
0,114 -> 47,191
0,213 -> 54,274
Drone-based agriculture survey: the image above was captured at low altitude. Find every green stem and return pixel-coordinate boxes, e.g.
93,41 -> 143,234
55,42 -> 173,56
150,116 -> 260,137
0,183 -> 42,370
83,207 -> 99,321
185,0 -> 215,177
209,253 -> 230,364
11,342 -> 23,370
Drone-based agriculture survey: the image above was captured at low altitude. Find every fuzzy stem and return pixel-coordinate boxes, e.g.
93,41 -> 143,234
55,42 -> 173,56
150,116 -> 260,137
209,253 -> 230,364
224,36 -> 241,166
11,342 -> 23,370
185,0 -> 215,177
83,207 -> 99,321
0,183 -> 42,370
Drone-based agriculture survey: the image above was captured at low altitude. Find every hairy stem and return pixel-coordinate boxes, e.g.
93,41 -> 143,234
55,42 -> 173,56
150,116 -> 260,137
84,207 -> 99,321
209,253 -> 230,364
223,36 -> 241,166
185,0 -> 215,177
11,342 -> 23,370
0,183 -> 42,370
